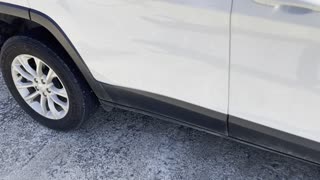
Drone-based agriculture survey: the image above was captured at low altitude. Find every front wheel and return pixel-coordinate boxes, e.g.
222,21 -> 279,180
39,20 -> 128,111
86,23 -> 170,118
0,36 -> 98,130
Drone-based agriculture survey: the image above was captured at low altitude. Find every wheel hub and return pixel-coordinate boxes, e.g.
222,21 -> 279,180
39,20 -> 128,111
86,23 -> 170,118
36,79 -> 47,93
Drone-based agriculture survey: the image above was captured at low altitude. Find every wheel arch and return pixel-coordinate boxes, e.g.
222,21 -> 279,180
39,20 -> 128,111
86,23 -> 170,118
0,2 -> 110,101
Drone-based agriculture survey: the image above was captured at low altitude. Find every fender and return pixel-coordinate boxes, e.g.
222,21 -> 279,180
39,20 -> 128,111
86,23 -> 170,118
0,2 -> 111,101
29,10 -> 111,101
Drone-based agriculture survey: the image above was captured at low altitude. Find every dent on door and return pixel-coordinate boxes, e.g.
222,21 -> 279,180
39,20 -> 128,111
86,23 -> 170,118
229,0 -> 320,163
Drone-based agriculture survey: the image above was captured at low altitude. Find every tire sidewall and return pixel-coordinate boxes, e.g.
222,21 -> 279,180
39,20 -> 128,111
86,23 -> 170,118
0,36 -> 86,130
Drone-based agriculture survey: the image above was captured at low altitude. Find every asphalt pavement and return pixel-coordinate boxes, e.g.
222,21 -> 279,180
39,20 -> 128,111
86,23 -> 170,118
0,72 -> 319,180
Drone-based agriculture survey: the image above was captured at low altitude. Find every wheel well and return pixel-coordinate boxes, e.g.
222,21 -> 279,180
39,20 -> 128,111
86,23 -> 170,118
0,13 -> 96,98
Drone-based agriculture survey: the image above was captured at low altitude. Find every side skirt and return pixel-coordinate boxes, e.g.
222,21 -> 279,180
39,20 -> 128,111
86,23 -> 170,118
100,83 -> 320,165
229,116 -> 320,165
100,83 -> 228,135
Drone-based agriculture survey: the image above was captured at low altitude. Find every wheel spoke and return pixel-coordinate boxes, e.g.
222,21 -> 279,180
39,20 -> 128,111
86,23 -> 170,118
50,86 -> 68,98
46,69 -> 57,82
40,94 -> 47,115
47,96 -> 59,119
17,56 -> 37,77
15,81 -> 34,89
12,65 -> 34,81
24,91 -> 40,101
49,95 -> 68,111
35,58 -> 44,77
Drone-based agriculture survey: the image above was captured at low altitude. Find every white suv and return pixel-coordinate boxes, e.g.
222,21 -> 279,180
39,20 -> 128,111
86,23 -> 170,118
0,0 -> 319,164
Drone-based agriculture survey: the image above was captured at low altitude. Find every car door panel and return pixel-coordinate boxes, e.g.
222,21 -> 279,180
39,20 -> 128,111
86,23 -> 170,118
230,0 -> 320,142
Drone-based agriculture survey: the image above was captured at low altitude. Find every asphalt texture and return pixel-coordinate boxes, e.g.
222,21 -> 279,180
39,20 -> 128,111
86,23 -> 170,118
0,72 -> 320,180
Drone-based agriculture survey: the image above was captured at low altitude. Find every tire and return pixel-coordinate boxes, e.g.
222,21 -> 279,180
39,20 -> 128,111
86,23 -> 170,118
0,36 -> 99,130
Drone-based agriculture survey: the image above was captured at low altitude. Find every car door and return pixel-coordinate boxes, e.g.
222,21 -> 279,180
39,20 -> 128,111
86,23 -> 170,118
230,0 -> 320,149
28,0 -> 232,130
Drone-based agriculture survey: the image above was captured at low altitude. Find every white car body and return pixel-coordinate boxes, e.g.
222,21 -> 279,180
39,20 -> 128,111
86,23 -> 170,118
1,0 -> 319,163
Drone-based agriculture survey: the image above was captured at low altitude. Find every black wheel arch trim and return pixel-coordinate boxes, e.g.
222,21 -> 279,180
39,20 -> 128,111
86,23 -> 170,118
28,10 -> 111,101
0,2 -> 319,165
0,2 -> 29,20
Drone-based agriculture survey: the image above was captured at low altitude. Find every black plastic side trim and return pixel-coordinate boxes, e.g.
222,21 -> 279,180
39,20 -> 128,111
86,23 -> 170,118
99,85 -> 320,164
229,116 -> 320,164
101,83 -> 228,134
0,2 -> 29,19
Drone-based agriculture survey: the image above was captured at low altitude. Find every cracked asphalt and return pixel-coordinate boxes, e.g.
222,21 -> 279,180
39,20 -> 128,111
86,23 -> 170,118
0,72 -> 320,180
